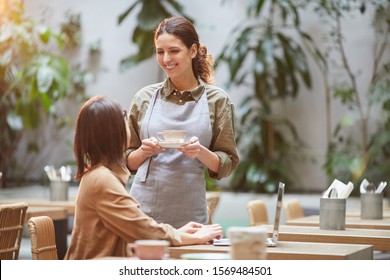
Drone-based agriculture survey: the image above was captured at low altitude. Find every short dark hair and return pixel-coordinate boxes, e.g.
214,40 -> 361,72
74,95 -> 127,179
154,16 -> 215,84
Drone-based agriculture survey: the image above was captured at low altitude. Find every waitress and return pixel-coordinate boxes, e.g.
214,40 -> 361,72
126,16 -> 239,228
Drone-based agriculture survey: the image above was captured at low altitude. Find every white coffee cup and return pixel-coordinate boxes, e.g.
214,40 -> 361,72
127,240 -> 170,260
228,226 -> 267,260
156,130 -> 186,143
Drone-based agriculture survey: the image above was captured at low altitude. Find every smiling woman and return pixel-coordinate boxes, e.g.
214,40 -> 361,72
125,16 -> 239,229
154,17 -> 214,87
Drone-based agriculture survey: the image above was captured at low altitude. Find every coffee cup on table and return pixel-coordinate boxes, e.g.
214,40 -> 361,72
228,226 -> 267,260
127,240 -> 170,260
156,130 -> 186,143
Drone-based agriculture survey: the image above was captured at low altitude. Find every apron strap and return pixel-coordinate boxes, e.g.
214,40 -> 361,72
138,88 -> 161,182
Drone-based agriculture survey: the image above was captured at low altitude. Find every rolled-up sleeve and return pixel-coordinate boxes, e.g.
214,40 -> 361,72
208,90 -> 239,180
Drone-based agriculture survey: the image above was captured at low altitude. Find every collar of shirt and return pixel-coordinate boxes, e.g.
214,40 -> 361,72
161,78 -> 205,102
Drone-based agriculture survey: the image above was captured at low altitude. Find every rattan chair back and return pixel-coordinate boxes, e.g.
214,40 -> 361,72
246,200 -> 269,226
0,202 -> 28,260
28,216 -> 58,260
284,199 -> 304,220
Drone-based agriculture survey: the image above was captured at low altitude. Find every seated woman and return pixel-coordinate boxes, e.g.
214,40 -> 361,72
65,96 -> 222,260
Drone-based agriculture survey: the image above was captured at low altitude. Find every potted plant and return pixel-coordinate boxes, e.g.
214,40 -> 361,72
215,0 -> 318,193
0,0 -> 70,186
0,1 -> 95,186
309,1 -> 390,196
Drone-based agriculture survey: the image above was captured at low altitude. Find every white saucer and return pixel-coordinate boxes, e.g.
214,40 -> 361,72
157,141 -> 189,148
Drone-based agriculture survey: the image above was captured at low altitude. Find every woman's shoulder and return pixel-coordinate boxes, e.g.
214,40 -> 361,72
131,82 -> 164,107
204,83 -> 233,104
83,166 -> 113,183
134,82 -> 164,98
83,165 -> 126,188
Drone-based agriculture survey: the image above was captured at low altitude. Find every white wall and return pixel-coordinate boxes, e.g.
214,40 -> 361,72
20,0 -> 380,192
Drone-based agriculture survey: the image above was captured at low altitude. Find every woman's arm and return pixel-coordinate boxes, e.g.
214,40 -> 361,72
126,138 -> 164,171
178,137 -> 220,173
95,171 -> 221,246
178,99 -> 239,176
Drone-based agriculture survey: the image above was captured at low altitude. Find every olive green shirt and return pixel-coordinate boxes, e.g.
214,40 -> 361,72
127,78 -> 239,180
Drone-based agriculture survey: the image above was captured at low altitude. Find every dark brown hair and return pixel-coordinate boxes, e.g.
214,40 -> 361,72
154,16 -> 215,84
74,95 -> 127,179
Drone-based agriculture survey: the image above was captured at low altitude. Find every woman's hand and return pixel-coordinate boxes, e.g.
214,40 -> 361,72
177,221 -> 203,234
178,136 -> 201,158
191,224 -> 223,244
178,136 -> 221,174
179,223 -> 223,245
140,137 -> 164,158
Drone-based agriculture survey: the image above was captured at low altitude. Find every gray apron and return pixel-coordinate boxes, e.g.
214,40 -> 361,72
130,87 -> 212,228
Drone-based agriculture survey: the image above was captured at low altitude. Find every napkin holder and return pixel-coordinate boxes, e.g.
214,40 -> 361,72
361,192 -> 383,220
319,198 -> 346,230
50,180 -> 69,201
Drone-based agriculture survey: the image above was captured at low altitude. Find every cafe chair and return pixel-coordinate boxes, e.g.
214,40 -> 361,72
284,199 -> 304,220
206,192 -> 220,224
246,200 -> 269,226
28,216 -> 58,260
0,202 -> 28,260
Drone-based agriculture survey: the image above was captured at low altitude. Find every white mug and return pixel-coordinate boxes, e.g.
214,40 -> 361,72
127,240 -> 170,260
156,130 -> 186,143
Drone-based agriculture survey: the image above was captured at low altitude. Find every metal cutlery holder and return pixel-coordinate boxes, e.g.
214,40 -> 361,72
50,180 -> 69,201
361,193 -> 383,220
320,198 -> 346,230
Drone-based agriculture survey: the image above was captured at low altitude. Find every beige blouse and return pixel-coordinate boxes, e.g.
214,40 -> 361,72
64,165 -> 182,260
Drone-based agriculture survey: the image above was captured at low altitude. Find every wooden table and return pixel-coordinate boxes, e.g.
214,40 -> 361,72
26,206 -> 68,221
286,215 -> 390,230
168,242 -> 373,260
347,209 -> 390,218
0,198 -> 75,215
264,225 -> 390,251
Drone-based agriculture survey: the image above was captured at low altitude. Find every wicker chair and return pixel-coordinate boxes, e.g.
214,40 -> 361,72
206,192 -> 221,224
28,216 -> 58,260
0,202 -> 28,260
246,200 -> 269,226
284,199 -> 304,220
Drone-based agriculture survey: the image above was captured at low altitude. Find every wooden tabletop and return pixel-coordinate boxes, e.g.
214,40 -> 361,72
0,198 -> 75,215
264,224 -> 390,251
286,215 -> 390,230
347,209 -> 390,218
25,206 -> 68,222
168,241 -> 373,260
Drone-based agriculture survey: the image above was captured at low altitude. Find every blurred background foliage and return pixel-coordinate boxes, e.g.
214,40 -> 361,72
118,0 -> 390,194
216,0 -> 317,193
313,1 -> 390,195
1,0 -> 389,196
0,0 -> 99,186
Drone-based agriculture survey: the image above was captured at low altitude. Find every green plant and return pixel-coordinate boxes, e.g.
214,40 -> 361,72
0,0 -> 70,185
0,1 -> 93,186
216,0 -> 316,192
311,1 -> 390,191
117,0 -> 193,71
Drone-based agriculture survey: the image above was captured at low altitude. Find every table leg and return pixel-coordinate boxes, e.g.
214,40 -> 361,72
53,219 -> 68,260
